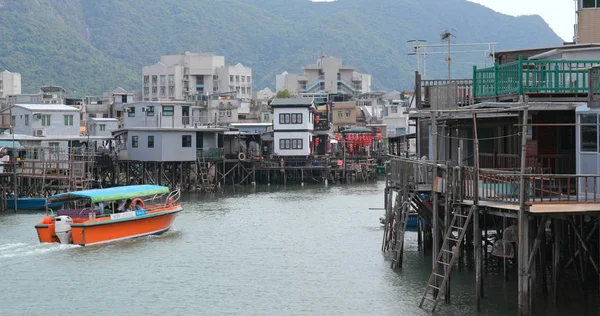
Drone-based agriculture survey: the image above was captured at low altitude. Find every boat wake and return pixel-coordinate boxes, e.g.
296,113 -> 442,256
0,242 -> 78,260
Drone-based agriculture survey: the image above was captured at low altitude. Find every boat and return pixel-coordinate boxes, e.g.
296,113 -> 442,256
6,196 -> 64,211
34,185 -> 182,246
379,212 -> 419,228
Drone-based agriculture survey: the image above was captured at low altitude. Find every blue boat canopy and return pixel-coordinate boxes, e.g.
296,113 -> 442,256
47,185 -> 170,203
0,140 -> 24,149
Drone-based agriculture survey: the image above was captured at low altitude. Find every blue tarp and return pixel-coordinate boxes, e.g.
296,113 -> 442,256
47,185 -> 170,203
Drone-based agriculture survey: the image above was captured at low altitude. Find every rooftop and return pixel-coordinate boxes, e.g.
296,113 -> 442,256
270,98 -> 314,107
11,104 -> 79,111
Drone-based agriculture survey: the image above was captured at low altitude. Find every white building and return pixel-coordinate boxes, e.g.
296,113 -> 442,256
271,98 -> 315,157
142,52 -> 252,101
9,104 -> 80,137
88,118 -> 119,137
276,56 -> 372,96
0,70 -> 21,99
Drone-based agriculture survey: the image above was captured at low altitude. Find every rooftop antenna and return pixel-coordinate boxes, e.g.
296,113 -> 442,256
441,28 -> 456,80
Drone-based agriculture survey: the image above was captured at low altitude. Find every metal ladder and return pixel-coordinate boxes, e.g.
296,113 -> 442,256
419,205 -> 475,312
391,191 -> 415,269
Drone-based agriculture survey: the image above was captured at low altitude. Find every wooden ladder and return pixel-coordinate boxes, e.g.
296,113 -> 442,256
391,191 -> 415,269
419,205 -> 475,312
197,156 -> 214,192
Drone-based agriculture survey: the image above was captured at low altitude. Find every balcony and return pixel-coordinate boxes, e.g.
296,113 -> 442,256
473,56 -> 600,102
123,115 -> 222,128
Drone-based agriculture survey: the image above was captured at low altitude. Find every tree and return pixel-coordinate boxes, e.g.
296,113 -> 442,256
276,89 -> 294,98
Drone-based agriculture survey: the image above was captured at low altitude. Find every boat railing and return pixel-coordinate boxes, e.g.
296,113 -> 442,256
164,188 -> 181,206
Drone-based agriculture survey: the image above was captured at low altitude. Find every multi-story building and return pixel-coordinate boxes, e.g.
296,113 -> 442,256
250,88 -> 275,123
276,56 -> 372,98
331,102 -> 358,131
271,98 -> 315,157
4,86 -> 67,110
10,104 -> 80,137
142,52 -> 252,102
576,0 -> 600,43
0,70 -> 21,99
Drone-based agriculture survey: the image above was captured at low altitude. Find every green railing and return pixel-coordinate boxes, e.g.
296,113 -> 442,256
473,56 -> 600,98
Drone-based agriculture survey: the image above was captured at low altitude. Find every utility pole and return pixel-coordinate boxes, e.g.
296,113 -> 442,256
441,29 -> 456,80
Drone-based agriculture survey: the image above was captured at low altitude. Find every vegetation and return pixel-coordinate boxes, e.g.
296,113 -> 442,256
0,0 -> 562,96
275,90 -> 294,98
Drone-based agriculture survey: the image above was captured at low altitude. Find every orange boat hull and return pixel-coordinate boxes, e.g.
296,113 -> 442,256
35,206 -> 182,246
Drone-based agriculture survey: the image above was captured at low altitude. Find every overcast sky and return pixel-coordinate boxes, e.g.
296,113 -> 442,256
311,0 -> 576,42
469,0 -> 575,41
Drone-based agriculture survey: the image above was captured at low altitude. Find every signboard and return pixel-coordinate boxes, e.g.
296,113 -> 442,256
110,211 -> 136,220
135,210 -> 147,216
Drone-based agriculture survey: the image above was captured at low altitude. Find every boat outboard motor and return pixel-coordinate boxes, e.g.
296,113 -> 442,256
54,216 -> 73,244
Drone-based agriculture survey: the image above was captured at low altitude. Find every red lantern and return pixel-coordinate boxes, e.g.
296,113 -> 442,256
315,115 -> 320,123
315,138 -> 320,147
335,133 -> 340,141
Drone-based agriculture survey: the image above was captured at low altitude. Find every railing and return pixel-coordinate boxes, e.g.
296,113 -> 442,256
590,66 -> 600,107
389,157 -> 600,205
124,115 -> 222,128
478,153 -> 574,174
197,148 -> 224,160
474,56 -> 600,99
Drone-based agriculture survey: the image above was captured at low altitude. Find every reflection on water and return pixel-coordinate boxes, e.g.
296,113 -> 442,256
0,181 -> 596,315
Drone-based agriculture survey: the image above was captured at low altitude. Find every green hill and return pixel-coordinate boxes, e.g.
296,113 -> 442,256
0,0 -> 563,96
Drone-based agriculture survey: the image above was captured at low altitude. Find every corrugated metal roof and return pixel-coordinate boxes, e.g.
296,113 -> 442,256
270,98 -> 314,107
13,104 -> 79,111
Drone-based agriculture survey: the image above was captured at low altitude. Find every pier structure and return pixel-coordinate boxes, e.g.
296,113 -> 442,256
385,53 -> 600,314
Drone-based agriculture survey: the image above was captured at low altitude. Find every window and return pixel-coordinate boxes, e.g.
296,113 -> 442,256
168,75 -> 175,85
182,135 -> 192,147
291,113 -> 297,124
279,113 -> 291,124
144,87 -> 149,96
230,75 -> 234,82
11,115 -> 15,126
345,110 -> 351,118
24,115 -> 29,126
391,106 -> 398,114
146,106 -> 155,117
143,76 -> 149,84
64,115 -> 73,126
226,110 -> 232,117
127,107 -> 135,117
148,135 -> 154,148
160,75 -> 166,85
583,0 -> 598,8
41,115 -> 51,126
279,138 -> 303,150
99,124 -> 106,132
168,86 -> 174,96
103,114 -> 109,118
152,75 -> 157,85
160,86 -> 166,97
337,111 -> 342,118
132,136 -> 139,148
581,114 -> 598,152
162,106 -> 174,116
121,95 -> 128,103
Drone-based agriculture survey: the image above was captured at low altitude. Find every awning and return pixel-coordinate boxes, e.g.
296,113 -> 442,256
47,185 -> 170,203
0,140 -> 24,149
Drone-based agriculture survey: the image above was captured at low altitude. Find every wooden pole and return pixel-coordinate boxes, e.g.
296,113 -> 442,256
518,104 -> 530,316
473,112 -> 482,311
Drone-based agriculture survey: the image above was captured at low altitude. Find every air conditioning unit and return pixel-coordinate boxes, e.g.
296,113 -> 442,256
124,107 -> 132,113
34,129 -> 46,137
33,113 -> 42,119
141,107 -> 147,112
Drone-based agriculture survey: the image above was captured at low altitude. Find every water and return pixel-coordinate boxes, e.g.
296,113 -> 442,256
0,181 -> 594,315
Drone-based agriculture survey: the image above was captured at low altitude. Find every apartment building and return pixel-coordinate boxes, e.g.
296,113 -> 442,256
142,52 -> 252,101
275,56 -> 372,96
0,70 -> 21,99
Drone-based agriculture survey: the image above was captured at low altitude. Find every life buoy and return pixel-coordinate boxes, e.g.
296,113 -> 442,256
238,152 -> 246,160
132,198 -> 145,209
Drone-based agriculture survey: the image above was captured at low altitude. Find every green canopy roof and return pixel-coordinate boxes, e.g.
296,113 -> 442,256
0,140 -> 24,149
47,185 -> 170,203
